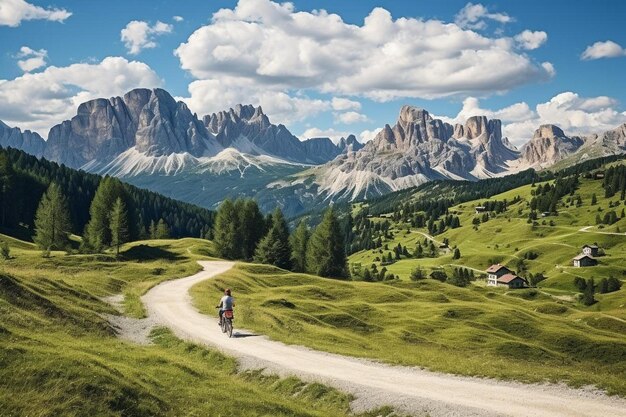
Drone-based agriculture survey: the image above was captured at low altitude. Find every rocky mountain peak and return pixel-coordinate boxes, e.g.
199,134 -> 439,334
399,105 -> 431,124
533,124 -> 566,139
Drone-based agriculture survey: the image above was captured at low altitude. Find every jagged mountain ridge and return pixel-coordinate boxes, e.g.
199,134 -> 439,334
2,87 -> 626,217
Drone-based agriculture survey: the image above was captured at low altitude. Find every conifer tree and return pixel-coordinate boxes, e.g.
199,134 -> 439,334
34,183 -> 71,255
84,177 -> 126,251
452,248 -> 461,259
290,220 -> 310,272
110,197 -> 129,257
0,153 -> 14,227
149,220 -> 157,239
214,199 -> 242,259
306,208 -> 348,278
254,207 -> 291,269
240,199 -> 265,260
156,218 -> 169,239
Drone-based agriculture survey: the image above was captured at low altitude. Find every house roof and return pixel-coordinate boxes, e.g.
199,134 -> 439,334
582,244 -> 598,249
497,273 -> 527,284
573,254 -> 594,261
486,264 -> 509,273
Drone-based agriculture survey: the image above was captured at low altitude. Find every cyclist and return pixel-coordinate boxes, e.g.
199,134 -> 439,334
217,288 -> 234,326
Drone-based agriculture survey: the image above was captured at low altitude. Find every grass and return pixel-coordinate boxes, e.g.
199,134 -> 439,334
0,237 -> 395,417
191,263 -> 626,396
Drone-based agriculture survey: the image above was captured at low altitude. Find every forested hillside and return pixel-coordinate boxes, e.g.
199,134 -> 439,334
0,147 -> 214,240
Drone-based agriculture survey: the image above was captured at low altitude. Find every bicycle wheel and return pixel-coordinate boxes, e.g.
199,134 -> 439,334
226,319 -> 233,338
221,319 -> 227,333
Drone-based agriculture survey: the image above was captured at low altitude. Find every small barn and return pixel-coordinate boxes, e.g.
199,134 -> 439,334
496,273 -> 528,289
486,264 -> 512,286
582,244 -> 599,257
572,254 -> 597,267
475,206 -> 486,214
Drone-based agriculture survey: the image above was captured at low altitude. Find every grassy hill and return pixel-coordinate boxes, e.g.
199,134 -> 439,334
191,262 -> 626,396
0,236 -> 392,417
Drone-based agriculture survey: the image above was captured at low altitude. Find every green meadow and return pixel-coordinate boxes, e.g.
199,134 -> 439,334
0,237 -> 393,417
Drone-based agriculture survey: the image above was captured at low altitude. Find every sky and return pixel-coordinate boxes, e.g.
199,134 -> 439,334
1,0 -> 625,146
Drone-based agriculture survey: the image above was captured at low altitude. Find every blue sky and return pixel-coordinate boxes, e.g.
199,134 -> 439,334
1,0 -> 625,145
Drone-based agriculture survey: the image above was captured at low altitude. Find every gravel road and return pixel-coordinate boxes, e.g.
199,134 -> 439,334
142,261 -> 626,417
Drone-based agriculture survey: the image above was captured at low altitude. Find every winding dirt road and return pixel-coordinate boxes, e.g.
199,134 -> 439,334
143,261 -> 626,417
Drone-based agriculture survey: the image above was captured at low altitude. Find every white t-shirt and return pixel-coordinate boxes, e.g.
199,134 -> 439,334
220,295 -> 234,310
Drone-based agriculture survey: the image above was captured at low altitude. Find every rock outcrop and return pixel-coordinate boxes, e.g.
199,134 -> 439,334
519,124 -> 584,168
0,121 -> 45,157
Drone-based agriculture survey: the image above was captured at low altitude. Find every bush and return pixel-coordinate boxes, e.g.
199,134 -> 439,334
410,266 -> 426,281
430,270 -> 448,282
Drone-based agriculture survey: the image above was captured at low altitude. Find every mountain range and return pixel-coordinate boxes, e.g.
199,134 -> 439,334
1,87 -> 625,216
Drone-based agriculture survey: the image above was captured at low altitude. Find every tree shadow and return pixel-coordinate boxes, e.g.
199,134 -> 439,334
121,244 -> 182,261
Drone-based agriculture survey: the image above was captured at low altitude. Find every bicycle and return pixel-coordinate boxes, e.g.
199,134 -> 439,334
217,308 -> 234,338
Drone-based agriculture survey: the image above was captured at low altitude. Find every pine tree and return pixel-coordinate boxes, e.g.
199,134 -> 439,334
213,199 -> 242,259
591,193 -> 597,205
34,183 -> 72,255
581,278 -> 596,306
254,208 -> 292,269
239,199 -> 265,260
110,197 -> 129,257
0,153 -> 14,227
452,248 -> 461,259
156,219 -> 169,239
290,220 -> 310,272
306,208 -> 348,278
149,220 -> 157,239
84,177 -> 126,252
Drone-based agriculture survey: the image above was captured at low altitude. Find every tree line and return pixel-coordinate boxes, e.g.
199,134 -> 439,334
213,199 -> 349,279
0,147 -> 214,242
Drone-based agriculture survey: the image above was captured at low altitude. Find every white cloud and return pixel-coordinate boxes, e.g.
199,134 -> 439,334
331,97 -> 361,111
175,0 -> 552,104
173,15 -> 184,22
300,127 -> 352,143
359,128 -> 382,143
121,20 -> 173,55
16,46 -> 47,72
335,111 -> 369,124
581,40 -> 626,60
180,79 -> 330,125
445,93 -> 626,146
0,57 -> 162,136
0,0 -> 71,27
514,30 -> 547,50
454,3 -> 512,30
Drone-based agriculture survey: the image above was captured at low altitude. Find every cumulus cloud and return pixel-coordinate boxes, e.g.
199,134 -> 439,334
173,15 -> 184,22
514,30 -> 547,50
331,97 -> 361,111
445,93 -> 626,146
300,127 -> 352,143
359,128 -> 382,143
0,57 -> 162,136
454,2 -> 512,30
581,40 -> 626,60
175,0 -> 552,105
121,20 -> 173,54
180,79 -> 330,125
0,0 -> 71,27
16,46 -> 47,72
335,111 -> 369,124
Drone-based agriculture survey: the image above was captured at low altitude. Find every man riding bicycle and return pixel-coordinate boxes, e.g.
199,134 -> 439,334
217,288 -> 235,326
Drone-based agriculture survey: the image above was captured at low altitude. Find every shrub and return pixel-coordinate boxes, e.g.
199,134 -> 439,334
410,266 -> 426,281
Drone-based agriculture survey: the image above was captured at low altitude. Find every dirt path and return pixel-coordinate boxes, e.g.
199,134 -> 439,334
578,225 -> 626,236
143,261 -> 626,417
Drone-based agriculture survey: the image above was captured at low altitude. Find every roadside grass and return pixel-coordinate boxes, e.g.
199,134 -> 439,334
192,262 -> 626,396
1,237 -> 392,417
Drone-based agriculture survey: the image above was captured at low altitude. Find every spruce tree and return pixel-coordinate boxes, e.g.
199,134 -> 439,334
214,199 -> 242,259
452,248 -> 461,260
254,208 -> 291,269
290,220 -> 310,272
156,219 -> 169,239
110,197 -> 129,257
84,177 -> 126,251
306,208 -> 348,278
34,183 -> 72,255
240,199 -> 265,260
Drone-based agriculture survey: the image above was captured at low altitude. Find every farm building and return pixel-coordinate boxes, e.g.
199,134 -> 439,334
582,244 -> 599,257
572,254 -> 597,267
486,264 -> 512,286
495,273 -> 528,289
475,206 -> 486,214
